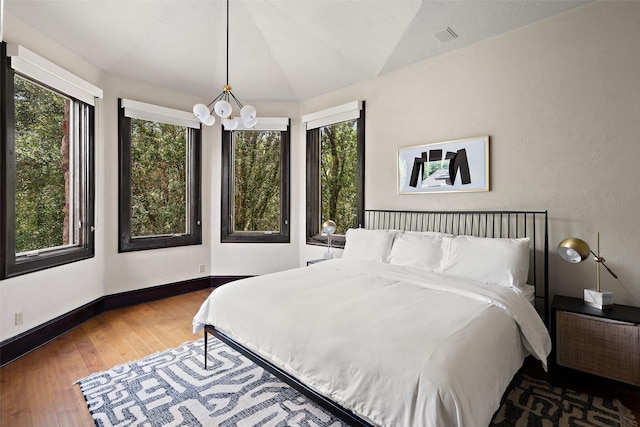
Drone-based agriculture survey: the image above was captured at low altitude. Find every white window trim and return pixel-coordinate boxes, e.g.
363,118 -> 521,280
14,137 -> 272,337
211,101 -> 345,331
121,98 -> 201,129
301,100 -> 362,130
6,43 -> 103,106
234,117 -> 289,132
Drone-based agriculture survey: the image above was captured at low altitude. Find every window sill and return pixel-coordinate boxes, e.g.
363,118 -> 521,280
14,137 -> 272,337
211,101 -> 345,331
306,235 -> 345,249
222,232 -> 290,244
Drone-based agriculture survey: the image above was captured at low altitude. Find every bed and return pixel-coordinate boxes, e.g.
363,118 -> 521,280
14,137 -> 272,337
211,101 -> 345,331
193,210 -> 551,427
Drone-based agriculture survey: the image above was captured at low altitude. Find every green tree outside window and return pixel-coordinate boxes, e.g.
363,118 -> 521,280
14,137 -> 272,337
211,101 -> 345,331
232,131 -> 281,232
320,120 -> 358,235
130,119 -> 188,237
14,76 -> 68,253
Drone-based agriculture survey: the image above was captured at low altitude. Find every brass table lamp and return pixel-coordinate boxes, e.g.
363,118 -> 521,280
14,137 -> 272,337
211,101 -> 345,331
558,233 -> 618,309
322,220 -> 337,259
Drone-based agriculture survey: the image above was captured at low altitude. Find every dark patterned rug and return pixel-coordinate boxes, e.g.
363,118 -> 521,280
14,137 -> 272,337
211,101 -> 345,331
491,374 -> 637,427
76,338 -> 637,427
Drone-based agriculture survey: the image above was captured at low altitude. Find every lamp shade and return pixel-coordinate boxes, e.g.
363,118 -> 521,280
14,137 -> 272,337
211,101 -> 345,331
243,117 -> 258,128
214,100 -> 232,118
202,114 -> 216,126
193,103 -> 210,121
240,105 -> 257,121
222,117 -> 238,130
322,220 -> 337,235
558,237 -> 591,263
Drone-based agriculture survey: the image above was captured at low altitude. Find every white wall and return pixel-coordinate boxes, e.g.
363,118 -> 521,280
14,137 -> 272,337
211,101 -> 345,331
2,1 -> 640,342
300,1 -> 640,307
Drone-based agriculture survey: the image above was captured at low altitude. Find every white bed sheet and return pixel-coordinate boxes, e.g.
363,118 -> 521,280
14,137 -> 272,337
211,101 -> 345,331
193,259 -> 551,427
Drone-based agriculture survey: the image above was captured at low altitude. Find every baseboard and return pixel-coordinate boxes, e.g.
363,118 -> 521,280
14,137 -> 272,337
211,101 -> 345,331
0,297 -> 106,368
0,275 -> 248,367
101,276 -> 245,310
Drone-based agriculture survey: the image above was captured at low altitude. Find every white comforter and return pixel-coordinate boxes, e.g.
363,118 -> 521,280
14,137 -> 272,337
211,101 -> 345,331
193,259 -> 551,427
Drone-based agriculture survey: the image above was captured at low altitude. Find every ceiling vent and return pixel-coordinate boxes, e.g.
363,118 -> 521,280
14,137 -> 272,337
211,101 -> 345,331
433,27 -> 458,44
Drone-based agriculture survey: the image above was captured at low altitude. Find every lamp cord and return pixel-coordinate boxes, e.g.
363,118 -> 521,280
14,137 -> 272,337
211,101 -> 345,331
590,250 -> 640,304
615,276 -> 640,305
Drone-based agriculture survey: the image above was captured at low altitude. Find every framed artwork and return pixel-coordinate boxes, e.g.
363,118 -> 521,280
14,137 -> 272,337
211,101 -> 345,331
398,136 -> 489,194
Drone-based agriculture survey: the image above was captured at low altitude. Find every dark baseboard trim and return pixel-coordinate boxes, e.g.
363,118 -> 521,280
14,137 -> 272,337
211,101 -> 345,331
0,275 -> 249,367
0,297 -> 107,368
101,275 -> 246,310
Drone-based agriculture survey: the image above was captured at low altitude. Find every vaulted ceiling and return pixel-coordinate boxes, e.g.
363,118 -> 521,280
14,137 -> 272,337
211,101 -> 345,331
4,0 -> 589,101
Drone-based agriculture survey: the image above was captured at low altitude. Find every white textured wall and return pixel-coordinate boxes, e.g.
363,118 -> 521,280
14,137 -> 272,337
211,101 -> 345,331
300,1 -> 640,307
2,1 -> 639,343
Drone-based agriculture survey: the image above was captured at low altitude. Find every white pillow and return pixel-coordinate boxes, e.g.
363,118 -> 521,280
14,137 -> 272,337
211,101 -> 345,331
388,232 -> 448,271
440,235 -> 530,288
341,229 -> 397,263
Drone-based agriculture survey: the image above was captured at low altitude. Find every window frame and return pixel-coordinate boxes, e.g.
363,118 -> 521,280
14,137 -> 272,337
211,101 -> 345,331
305,102 -> 365,248
117,98 -> 202,252
1,42 -> 96,279
221,121 -> 291,243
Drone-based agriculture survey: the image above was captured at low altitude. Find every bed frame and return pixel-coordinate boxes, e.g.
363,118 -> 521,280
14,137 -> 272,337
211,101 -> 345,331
204,209 -> 549,427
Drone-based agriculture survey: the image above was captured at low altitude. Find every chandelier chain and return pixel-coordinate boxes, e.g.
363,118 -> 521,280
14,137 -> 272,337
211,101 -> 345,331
225,0 -> 229,86
192,0 -> 257,128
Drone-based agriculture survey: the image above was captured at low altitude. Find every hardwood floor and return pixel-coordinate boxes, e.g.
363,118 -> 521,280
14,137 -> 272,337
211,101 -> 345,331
1,288 -> 639,426
0,289 -> 211,427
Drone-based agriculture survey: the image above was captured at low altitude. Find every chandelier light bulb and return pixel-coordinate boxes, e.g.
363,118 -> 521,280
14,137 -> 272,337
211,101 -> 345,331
223,117 -> 239,130
193,103 -> 210,121
240,105 -> 256,121
202,115 -> 216,126
214,100 -> 232,118
243,117 -> 258,128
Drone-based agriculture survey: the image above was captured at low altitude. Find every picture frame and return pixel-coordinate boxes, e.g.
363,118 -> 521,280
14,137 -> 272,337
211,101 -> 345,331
398,136 -> 490,194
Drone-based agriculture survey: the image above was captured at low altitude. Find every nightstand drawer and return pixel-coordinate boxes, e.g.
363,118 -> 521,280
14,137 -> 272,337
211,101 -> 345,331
556,311 -> 640,386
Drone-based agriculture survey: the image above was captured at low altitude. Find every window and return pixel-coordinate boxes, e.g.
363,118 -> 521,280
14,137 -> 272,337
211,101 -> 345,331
221,118 -> 290,243
1,43 -> 101,279
304,101 -> 365,247
118,99 -> 202,252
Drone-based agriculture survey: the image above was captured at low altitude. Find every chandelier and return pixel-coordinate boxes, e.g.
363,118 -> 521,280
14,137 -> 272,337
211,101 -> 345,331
192,0 -> 257,130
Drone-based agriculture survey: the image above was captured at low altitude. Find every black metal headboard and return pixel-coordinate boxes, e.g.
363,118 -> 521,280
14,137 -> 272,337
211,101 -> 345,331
360,209 -> 549,325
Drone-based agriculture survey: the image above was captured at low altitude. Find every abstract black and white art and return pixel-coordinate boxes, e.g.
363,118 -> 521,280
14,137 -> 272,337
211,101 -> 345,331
398,136 -> 489,194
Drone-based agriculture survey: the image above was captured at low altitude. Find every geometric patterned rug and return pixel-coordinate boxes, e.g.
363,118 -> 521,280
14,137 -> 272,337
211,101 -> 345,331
76,338 -> 348,427
491,374 -> 638,427
76,338 -> 637,427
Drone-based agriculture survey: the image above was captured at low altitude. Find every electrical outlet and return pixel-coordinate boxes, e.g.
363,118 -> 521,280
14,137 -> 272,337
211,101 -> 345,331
15,312 -> 23,326
199,264 -> 205,273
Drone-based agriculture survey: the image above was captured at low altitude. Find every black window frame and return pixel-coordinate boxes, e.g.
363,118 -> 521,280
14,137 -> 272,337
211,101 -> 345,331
117,98 -> 202,252
221,123 -> 291,243
306,102 -> 365,248
1,42 -> 96,279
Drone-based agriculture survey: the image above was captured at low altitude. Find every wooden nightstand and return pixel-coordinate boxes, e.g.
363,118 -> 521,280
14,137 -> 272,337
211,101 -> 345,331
551,295 -> 640,387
